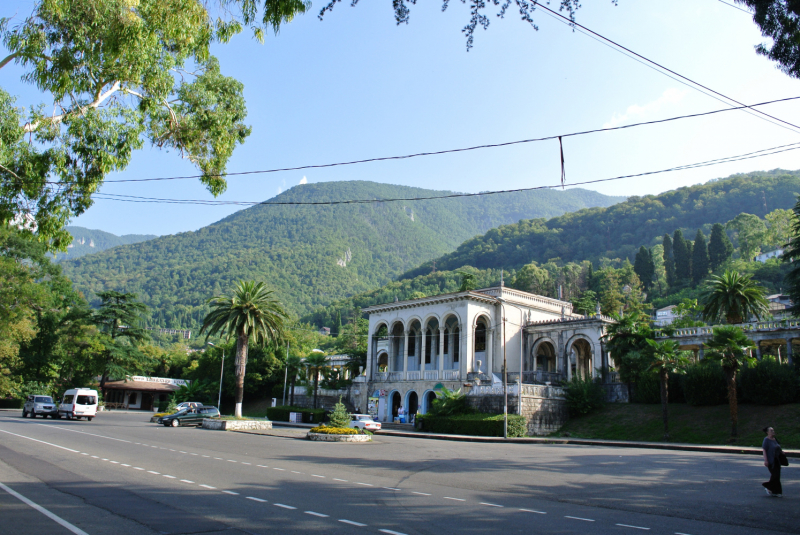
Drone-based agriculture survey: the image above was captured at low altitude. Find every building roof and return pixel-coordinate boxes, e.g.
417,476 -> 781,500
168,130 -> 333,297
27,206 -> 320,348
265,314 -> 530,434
103,380 -> 182,393
657,305 -> 678,312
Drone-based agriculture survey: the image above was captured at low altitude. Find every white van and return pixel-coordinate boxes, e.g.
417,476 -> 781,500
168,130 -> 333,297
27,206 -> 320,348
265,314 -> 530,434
59,389 -> 99,421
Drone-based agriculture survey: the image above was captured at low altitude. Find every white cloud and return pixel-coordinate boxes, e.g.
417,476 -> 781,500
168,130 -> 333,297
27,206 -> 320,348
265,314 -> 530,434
603,88 -> 688,129
299,176 -> 308,185
277,178 -> 286,194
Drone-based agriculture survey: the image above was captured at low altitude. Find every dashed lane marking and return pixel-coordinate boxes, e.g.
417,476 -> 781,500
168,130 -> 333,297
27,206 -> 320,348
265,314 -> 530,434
180,480 -> 194,484
227,460 -> 237,463
305,511 -> 329,517
273,468 -> 285,471
292,471 -> 303,474
202,455 -> 210,458
109,461 -> 119,464
519,509 -> 546,514
91,456 -> 99,459
0,481 -> 90,535
101,459 -> 108,461
241,462 -> 251,465
616,525 -> 650,530
412,492 -> 431,496
333,478 -> 348,482
200,484 -> 216,489
133,467 -> 144,470
339,519 -> 367,527
565,516 -> 595,522
444,497 -> 465,502
480,502 -> 503,507
312,475 -> 325,478
247,497 -> 267,503
214,457 -> 223,460
383,487 -> 400,491
222,491 -> 239,495
147,471 -> 160,475
379,530 -> 407,535
257,465 -> 268,468
275,503 -> 297,510
121,464 -> 130,467
163,475 -> 176,479
80,453 -> 88,455
355,482 -> 373,486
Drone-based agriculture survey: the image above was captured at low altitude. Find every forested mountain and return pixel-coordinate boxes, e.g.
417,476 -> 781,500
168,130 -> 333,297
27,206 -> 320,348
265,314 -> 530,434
400,169 -> 800,279
52,227 -> 158,262
61,181 -> 623,327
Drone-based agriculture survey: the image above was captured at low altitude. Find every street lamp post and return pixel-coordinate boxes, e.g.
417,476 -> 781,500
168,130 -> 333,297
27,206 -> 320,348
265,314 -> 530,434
208,342 -> 225,410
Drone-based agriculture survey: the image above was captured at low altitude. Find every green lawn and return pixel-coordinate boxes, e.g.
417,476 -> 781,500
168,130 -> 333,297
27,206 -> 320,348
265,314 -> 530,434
553,402 -> 800,449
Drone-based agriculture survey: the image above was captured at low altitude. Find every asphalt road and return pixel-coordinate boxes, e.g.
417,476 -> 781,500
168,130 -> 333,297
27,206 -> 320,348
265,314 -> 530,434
0,412 -> 796,535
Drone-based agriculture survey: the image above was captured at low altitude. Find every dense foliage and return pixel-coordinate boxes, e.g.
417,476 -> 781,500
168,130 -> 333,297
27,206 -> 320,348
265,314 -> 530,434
418,413 -> 527,437
564,377 -> 606,417
52,227 -> 156,263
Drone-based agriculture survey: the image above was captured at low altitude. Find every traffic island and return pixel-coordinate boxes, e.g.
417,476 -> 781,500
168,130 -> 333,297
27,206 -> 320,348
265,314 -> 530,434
306,426 -> 372,442
202,418 -> 273,431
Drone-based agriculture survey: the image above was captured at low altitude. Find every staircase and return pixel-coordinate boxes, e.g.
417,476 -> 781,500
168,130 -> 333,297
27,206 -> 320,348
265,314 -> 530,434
378,422 -> 417,432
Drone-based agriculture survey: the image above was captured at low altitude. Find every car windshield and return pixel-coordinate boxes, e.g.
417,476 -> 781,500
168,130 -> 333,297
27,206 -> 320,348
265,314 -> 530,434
356,415 -> 371,421
34,396 -> 53,403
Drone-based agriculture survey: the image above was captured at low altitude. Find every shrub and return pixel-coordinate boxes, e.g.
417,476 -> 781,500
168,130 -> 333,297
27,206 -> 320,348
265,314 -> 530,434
265,406 -> 328,423
564,377 -> 605,417
739,358 -> 798,405
309,426 -> 358,435
429,386 -> 471,416
328,396 -> 351,428
683,362 -> 728,406
632,373 -> 686,404
0,399 -> 23,409
418,413 -> 526,437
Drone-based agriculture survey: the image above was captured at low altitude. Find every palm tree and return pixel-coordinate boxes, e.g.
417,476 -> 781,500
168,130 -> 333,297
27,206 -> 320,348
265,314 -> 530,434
304,352 -> 329,409
602,311 -> 652,399
285,354 -> 303,406
645,339 -> 691,441
200,281 -> 288,417
700,270 -> 769,324
704,326 -> 756,438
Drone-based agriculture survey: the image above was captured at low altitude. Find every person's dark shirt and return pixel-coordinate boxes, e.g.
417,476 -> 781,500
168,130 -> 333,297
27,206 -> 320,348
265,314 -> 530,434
763,437 -> 781,465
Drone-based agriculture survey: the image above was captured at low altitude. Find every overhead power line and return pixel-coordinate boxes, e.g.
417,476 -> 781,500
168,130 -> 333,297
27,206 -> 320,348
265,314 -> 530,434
717,0 -> 752,14
531,1 -> 800,134
74,96 -> 799,185
92,141 -> 800,206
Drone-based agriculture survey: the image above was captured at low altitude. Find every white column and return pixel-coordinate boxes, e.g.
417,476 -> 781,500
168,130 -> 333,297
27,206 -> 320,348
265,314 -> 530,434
421,329 -> 427,372
486,328 -> 494,376
403,330 -> 409,378
438,328 -> 445,378
367,333 -> 374,380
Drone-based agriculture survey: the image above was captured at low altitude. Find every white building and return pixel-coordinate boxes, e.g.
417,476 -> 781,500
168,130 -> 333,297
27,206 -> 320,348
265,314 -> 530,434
755,249 -> 784,263
653,305 -> 678,326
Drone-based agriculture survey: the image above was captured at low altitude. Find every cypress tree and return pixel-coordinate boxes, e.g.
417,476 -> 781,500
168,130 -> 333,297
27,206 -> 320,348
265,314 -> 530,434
692,229 -> 710,284
708,222 -> 734,269
634,246 -> 655,291
673,230 -> 691,282
663,234 -> 676,288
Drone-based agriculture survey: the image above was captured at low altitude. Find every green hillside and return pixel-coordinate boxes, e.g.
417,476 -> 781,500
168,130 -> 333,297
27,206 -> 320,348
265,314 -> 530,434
400,169 -> 800,279
52,227 -> 158,262
61,181 -> 623,327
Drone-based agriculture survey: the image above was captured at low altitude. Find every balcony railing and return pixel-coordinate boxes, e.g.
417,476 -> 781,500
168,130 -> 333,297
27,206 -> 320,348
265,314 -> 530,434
406,371 -> 421,381
522,370 -> 565,385
442,370 -> 460,381
423,371 -> 438,381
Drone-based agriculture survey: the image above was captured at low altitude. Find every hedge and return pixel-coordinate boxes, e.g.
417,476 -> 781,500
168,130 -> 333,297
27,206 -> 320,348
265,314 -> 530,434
0,399 -> 23,409
739,359 -> 798,405
564,377 -> 605,417
265,406 -> 328,423
683,362 -> 728,406
633,373 -> 685,404
418,413 -> 527,437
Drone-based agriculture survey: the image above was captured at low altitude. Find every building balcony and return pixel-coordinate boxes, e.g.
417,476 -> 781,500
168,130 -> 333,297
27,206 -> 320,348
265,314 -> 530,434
373,370 -> 461,382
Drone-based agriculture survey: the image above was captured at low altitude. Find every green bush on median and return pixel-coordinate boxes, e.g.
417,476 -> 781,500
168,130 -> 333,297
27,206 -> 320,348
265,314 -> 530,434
417,413 -> 526,437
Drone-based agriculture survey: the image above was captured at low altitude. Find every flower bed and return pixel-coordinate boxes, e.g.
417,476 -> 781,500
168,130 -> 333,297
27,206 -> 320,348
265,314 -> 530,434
307,425 -> 371,442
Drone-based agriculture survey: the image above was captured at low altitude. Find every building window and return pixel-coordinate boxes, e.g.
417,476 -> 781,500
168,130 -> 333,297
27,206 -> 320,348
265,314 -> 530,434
475,323 -> 486,352
129,393 -> 137,405
425,330 -> 432,363
408,332 -> 416,356
444,330 -> 449,354
454,328 -> 460,362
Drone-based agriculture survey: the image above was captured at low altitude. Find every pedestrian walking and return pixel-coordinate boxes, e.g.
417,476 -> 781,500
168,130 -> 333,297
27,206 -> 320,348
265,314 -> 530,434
398,405 -> 405,424
762,426 -> 783,497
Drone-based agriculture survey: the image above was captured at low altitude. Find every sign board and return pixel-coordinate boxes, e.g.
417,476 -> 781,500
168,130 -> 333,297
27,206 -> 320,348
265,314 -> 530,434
289,412 -> 302,423
129,376 -> 188,387
434,383 -> 444,390
368,397 -> 379,420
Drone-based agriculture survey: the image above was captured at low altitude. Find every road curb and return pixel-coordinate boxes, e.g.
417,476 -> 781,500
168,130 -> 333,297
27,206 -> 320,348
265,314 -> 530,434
373,430 -> 800,457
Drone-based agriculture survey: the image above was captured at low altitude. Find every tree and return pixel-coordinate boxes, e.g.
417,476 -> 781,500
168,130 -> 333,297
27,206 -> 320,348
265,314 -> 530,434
708,223 -> 734,270
0,0 -> 308,250
700,270 -> 769,324
764,208 -> 793,249
200,281 -> 288,417
670,299 -> 705,328
304,351 -> 328,409
328,396 -> 351,428
673,230 -> 692,282
602,310 -> 652,399
691,230 -> 710,284
285,353 -> 303,406
727,213 -> 767,260
704,325 -> 756,438
93,291 -> 149,389
663,233 -> 676,288
335,316 -> 368,379
737,0 -> 800,79
645,339 -> 690,441
457,270 -> 477,292
634,246 -> 655,291
784,196 -> 800,314
512,261 -> 553,297
572,290 -> 598,316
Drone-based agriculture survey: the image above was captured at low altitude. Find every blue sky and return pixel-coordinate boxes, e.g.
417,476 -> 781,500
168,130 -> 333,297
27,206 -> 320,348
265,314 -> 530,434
4,0 -> 800,236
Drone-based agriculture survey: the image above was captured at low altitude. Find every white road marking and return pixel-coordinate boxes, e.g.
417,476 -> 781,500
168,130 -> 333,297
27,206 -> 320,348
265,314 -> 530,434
333,478 -> 348,482
135,442 -> 140,444
675,533 -> 694,535
201,455 -> 210,458
383,487 -> 400,491
305,511 -> 329,517
339,519 -> 367,527
151,446 -> 158,449
169,449 -> 175,452
101,459 -> 108,461
189,452 -> 197,455
200,484 -> 216,489
133,467 -> 144,470
147,471 -> 160,475
274,503 -> 296,509
80,453 -> 88,456
617,524 -> 650,530
444,497 -> 465,502
142,444 -> 149,446
312,475 -> 325,478
519,508 -> 546,514
109,461 -> 119,464
292,471 -> 303,474
91,456 -> 99,459
42,425 -> 133,444
214,457 -> 223,460
227,460 -> 237,463
241,462 -> 251,465
179,451 -> 187,453
247,496 -> 267,502
273,468 -> 285,471
121,464 -> 130,467
222,491 -> 239,495
379,530 -> 407,535
412,492 -> 431,496
565,516 -> 595,522
180,480 -> 194,484
480,502 -> 503,507
257,465 -> 268,468
355,482 -> 373,486
163,475 -> 176,479
0,481 -> 90,535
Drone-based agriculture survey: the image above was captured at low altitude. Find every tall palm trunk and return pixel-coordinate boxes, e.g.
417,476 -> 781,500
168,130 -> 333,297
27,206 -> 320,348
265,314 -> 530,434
660,370 -> 670,441
289,375 -> 296,406
725,367 -> 738,438
234,332 -> 248,418
313,369 -> 320,409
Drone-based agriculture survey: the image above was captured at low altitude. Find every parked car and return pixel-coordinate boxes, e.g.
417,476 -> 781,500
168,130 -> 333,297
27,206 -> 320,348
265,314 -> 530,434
349,414 -> 381,431
22,395 -> 58,418
58,389 -> 99,421
159,406 -> 220,427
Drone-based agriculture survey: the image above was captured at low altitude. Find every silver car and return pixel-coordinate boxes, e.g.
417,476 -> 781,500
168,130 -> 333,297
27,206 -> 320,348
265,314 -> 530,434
22,395 -> 58,418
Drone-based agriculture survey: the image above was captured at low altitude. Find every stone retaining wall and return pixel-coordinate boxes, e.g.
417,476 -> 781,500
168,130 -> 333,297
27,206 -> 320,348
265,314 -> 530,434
202,419 -> 273,431
467,384 -> 567,436
307,432 -> 371,442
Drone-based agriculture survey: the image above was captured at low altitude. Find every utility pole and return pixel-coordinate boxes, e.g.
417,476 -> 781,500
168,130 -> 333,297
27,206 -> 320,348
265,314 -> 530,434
282,341 -> 290,406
